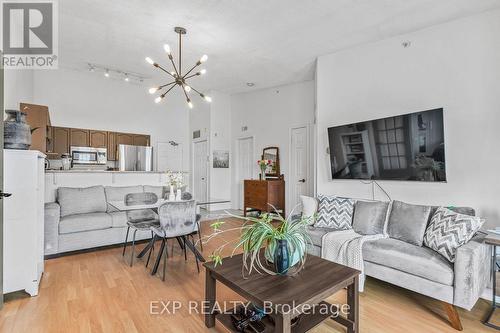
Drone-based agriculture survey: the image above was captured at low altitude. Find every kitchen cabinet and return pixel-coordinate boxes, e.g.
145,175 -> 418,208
116,132 -> 135,146
107,132 -> 116,160
21,103 -> 51,153
49,127 -> 70,159
70,128 -> 89,147
89,130 -> 107,148
133,134 -> 150,146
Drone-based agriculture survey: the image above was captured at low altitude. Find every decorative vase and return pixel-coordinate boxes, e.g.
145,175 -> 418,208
4,110 -> 33,150
168,185 -> 175,201
260,166 -> 266,180
273,239 -> 290,275
175,189 -> 182,201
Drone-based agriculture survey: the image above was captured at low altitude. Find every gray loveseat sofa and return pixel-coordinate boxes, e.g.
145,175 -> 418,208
304,196 -> 490,330
44,185 -> 169,255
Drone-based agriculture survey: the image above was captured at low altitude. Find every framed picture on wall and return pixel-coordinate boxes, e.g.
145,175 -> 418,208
213,150 -> 229,168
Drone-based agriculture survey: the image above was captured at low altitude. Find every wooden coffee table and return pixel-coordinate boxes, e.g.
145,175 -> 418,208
204,253 -> 360,332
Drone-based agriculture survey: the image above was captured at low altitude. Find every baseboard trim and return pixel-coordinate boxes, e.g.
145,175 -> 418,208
44,238 -> 153,260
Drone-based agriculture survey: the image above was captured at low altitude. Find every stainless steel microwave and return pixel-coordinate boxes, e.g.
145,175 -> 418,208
70,146 -> 107,165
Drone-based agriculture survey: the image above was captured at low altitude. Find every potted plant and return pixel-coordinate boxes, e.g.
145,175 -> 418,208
204,208 -> 312,277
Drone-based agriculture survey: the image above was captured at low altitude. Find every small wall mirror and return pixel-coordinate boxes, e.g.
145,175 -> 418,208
262,146 -> 280,177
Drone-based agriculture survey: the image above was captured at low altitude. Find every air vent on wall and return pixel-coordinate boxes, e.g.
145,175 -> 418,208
193,130 -> 201,139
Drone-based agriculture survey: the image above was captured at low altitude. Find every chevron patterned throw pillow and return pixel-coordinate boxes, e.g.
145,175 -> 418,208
314,194 -> 354,230
423,206 -> 484,262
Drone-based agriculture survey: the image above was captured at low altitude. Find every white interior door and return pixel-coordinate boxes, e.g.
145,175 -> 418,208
290,126 -> 310,212
237,137 -> 254,210
193,140 -> 208,203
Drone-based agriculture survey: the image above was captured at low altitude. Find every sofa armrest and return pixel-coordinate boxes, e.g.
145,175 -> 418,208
453,233 -> 491,310
44,202 -> 60,255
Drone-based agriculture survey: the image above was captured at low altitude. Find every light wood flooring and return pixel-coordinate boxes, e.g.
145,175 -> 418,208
0,218 -> 497,332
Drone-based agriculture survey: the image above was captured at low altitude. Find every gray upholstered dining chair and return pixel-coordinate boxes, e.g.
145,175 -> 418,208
149,200 -> 202,280
181,192 -> 203,251
122,192 -> 160,267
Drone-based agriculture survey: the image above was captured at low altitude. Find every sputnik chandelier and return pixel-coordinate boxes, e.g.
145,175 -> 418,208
145,27 -> 211,108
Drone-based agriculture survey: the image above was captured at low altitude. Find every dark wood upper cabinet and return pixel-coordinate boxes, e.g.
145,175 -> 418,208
116,133 -> 135,146
50,127 -> 70,159
107,132 -> 116,161
21,103 -> 50,153
133,134 -> 150,146
89,130 -> 107,148
70,128 -> 89,147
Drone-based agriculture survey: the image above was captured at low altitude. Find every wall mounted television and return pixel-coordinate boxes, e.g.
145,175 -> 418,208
327,108 -> 446,182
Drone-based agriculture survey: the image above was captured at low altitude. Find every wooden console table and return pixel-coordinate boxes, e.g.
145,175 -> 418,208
204,253 -> 360,332
244,179 -> 285,216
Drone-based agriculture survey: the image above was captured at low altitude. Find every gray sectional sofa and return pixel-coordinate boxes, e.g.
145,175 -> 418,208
303,196 -> 490,330
44,185 -> 169,255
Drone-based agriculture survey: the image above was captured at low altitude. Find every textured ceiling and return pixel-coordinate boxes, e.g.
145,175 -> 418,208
59,0 -> 500,93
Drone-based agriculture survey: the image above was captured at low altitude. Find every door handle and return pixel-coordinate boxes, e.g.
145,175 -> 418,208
0,191 -> 12,198
298,179 -> 306,183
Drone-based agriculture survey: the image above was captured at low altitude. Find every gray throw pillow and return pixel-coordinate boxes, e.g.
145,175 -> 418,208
314,194 -> 354,230
58,185 -> 107,217
424,207 -> 484,262
387,200 -> 432,246
352,201 -> 390,235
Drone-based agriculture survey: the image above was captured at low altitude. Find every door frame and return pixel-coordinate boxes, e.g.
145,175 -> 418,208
191,138 -> 209,205
289,124 -> 312,214
234,135 -> 255,210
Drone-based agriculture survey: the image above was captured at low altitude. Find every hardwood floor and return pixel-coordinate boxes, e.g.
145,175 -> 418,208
0,218 -> 495,332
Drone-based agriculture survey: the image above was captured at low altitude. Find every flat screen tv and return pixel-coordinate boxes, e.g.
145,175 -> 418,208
327,108 -> 446,182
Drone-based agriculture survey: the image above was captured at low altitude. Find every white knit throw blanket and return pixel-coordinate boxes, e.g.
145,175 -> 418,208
321,229 -> 386,292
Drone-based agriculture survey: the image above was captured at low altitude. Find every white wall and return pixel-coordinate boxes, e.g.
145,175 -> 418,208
209,91 -> 232,209
32,67 -> 191,171
316,10 -> 500,228
230,80 -> 315,213
4,69 -> 34,110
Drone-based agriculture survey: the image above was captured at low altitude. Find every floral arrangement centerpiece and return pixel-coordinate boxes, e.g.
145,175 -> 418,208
166,170 -> 184,201
204,208 -> 312,277
257,159 -> 272,180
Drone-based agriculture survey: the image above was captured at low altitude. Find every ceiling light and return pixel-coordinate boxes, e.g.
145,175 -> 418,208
246,82 -> 255,87
163,44 -> 171,55
124,74 -> 130,82
104,69 -> 110,78
145,26 -> 211,109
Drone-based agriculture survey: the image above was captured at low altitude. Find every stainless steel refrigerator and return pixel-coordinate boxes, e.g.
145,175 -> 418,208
118,144 -> 153,171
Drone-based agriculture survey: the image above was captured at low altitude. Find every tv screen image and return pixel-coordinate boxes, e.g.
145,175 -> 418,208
327,108 -> 446,182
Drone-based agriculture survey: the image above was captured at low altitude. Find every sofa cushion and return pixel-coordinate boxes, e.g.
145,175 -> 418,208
59,212 -> 112,234
300,195 -> 318,226
108,211 -> 128,228
306,226 -> 333,247
423,207 -> 484,262
352,200 -> 389,235
104,185 -> 143,212
387,200 -> 432,246
143,185 -> 166,199
363,238 -> 454,285
58,186 -> 107,217
314,194 -> 354,230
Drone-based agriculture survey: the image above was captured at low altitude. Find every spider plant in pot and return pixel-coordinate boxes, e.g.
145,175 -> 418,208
205,208 -> 313,277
